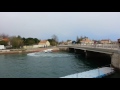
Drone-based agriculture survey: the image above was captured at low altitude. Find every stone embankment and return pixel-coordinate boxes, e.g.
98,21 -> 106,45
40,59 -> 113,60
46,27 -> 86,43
0,47 -> 60,55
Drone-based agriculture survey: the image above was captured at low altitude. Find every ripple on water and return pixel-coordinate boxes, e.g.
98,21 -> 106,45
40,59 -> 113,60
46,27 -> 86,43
0,51 -> 111,78
27,52 -> 74,58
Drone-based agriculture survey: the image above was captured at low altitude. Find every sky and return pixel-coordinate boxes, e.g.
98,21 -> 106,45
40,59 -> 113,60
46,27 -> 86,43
0,12 -> 120,42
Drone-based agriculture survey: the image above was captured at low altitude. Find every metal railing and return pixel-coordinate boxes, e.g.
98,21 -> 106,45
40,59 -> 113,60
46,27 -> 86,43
58,43 -> 119,50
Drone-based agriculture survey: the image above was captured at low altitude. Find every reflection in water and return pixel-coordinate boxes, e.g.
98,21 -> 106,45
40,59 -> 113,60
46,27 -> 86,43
75,54 -> 111,68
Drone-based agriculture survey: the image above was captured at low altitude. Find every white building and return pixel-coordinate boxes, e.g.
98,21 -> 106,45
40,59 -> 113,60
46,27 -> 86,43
38,40 -> 50,47
0,45 -> 6,50
80,38 -> 94,45
67,40 -> 72,44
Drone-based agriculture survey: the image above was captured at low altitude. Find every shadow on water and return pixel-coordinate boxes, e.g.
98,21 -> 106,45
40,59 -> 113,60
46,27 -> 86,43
74,53 -> 120,78
74,54 -> 111,69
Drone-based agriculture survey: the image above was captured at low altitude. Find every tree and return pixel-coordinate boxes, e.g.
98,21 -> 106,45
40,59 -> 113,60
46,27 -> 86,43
83,36 -> 88,39
17,35 -> 21,39
10,36 -> 24,48
0,41 -> 8,46
48,39 -> 56,46
22,37 -> 40,45
72,41 -> 76,44
79,36 -> 83,44
52,34 -> 58,42
67,40 -> 71,42
0,33 -> 9,38
34,38 -> 40,44
51,34 -> 58,46
76,36 -> 79,44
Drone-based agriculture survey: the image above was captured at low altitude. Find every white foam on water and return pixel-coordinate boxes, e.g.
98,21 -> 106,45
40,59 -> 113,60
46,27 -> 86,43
27,52 -> 74,58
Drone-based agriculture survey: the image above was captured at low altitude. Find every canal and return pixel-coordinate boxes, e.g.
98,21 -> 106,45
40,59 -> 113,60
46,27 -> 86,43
0,51 -> 119,78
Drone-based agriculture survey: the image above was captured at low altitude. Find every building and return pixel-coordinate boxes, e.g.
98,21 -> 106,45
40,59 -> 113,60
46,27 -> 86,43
38,40 -> 50,47
92,40 -> 101,44
0,45 -> 5,49
80,37 -> 94,45
0,38 -> 11,46
0,38 -> 2,41
59,42 -> 65,45
67,40 -> 72,44
100,39 -> 111,44
111,41 -> 117,44
64,42 -> 68,45
2,38 -> 9,42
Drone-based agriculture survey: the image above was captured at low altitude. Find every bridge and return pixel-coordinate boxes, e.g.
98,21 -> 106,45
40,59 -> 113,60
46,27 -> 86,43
57,44 -> 120,70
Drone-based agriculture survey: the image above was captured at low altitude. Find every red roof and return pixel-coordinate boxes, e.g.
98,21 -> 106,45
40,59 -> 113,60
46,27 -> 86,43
2,38 -> 9,42
39,40 -> 47,43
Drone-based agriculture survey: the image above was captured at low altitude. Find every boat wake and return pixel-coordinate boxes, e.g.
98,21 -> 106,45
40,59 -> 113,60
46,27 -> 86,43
27,52 -> 74,58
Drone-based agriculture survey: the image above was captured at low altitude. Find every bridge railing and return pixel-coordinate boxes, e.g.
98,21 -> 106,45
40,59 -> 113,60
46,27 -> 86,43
58,43 -> 119,50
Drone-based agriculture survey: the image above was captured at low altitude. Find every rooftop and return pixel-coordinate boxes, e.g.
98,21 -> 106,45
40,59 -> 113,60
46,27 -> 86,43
39,40 -> 47,43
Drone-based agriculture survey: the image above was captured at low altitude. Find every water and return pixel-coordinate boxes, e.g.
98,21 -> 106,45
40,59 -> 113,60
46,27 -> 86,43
0,51 -> 119,78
